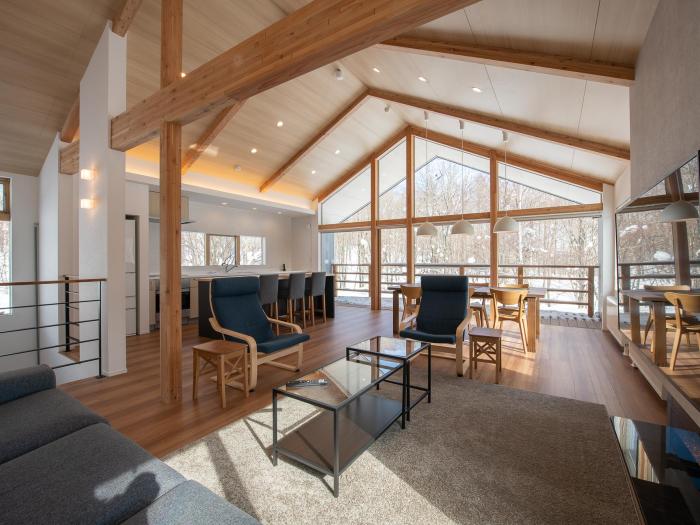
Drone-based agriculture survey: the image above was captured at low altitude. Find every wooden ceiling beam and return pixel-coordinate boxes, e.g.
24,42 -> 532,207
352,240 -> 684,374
59,141 -> 79,175
60,97 -> 80,143
259,89 -> 370,192
315,126 -> 410,202
407,125 -> 605,192
369,88 -> 630,160
182,101 -> 245,174
380,36 -> 635,86
110,0 -> 483,152
497,202 -> 603,218
112,0 -> 144,37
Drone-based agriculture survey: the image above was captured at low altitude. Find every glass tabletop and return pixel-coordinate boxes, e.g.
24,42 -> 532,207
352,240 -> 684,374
275,355 -> 401,409
347,336 -> 428,360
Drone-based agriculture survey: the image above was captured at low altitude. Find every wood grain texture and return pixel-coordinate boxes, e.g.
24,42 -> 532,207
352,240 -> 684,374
371,88 -> 631,160
405,130 -> 415,283
182,101 -> 245,174
259,89 -> 369,192
110,0 -> 483,151
59,97 -> 80,143
59,140 -> 79,175
489,153 -> 498,286
60,307 -> 666,458
112,0 -> 144,37
380,36 -> 635,86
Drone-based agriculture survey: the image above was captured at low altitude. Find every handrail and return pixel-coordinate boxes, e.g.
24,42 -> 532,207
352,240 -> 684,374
0,278 -> 106,287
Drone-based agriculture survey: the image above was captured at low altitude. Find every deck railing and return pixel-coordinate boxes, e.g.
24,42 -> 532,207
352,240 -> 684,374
330,262 -> 599,315
0,277 -> 105,376
617,260 -> 700,312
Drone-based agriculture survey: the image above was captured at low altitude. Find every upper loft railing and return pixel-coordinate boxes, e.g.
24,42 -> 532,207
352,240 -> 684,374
330,262 -> 599,315
0,277 -> 105,377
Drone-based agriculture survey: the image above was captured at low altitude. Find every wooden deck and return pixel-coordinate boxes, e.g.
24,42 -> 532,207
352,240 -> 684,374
62,306 -> 665,458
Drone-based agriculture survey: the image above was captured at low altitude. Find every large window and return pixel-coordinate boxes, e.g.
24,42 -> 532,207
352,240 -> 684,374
320,166 -> 371,224
208,234 -> 236,266
321,230 -> 371,306
181,231 -> 206,266
0,178 -> 10,311
240,235 -> 265,265
415,222 -> 491,279
378,140 -> 406,220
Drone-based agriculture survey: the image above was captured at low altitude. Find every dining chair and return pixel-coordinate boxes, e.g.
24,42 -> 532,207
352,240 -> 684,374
501,283 -> 529,289
642,285 -> 690,345
663,292 -> 700,370
468,282 -> 490,327
491,288 -> 529,353
400,284 -> 422,323
304,272 -> 327,325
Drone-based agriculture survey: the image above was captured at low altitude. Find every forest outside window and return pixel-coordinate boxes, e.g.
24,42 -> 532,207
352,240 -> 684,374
207,234 -> 237,266
0,178 -> 10,311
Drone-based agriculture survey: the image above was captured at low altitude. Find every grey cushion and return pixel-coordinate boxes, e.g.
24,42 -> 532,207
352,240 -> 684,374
0,388 -> 107,464
122,480 -> 260,525
0,423 -> 185,525
0,364 -> 55,404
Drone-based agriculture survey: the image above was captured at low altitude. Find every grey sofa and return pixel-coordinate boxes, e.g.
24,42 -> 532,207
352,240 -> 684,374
0,365 -> 259,525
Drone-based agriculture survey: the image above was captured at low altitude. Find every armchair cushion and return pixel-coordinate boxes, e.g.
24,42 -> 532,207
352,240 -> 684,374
256,332 -> 310,354
211,277 -> 275,344
415,275 -> 468,336
400,328 -> 456,344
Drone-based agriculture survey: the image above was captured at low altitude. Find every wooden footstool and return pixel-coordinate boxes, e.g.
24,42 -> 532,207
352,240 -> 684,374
193,340 -> 248,408
468,326 -> 503,383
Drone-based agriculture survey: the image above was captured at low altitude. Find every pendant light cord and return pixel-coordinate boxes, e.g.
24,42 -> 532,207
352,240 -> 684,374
460,124 -> 465,219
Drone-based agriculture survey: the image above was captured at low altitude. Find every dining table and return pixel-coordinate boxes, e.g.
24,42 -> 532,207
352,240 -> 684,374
389,284 -> 546,352
620,289 -> 673,366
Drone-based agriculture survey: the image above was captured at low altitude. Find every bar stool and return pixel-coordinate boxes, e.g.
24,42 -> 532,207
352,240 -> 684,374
279,272 -> 307,329
259,274 -> 279,334
305,272 -> 327,325
468,326 -> 503,383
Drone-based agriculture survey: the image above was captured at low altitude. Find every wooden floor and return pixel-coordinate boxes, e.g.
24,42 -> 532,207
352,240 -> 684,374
62,306 -> 666,458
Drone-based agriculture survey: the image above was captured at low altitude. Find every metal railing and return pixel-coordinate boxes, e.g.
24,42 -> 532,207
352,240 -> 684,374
331,262 -> 599,315
0,277 -> 105,376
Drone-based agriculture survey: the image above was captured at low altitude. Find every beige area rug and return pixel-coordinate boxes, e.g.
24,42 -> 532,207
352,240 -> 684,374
165,371 -> 639,525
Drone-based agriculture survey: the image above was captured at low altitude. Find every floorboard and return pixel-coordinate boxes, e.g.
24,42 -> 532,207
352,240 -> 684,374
61,306 -> 666,458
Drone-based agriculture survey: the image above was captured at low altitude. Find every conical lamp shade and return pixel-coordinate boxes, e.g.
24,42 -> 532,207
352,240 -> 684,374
451,219 -> 475,235
493,216 -> 518,233
416,222 -> 438,236
661,200 -> 699,222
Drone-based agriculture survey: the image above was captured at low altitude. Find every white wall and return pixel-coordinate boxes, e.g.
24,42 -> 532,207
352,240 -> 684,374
291,214 -> 319,271
149,201 -> 294,274
0,171 -> 38,372
630,0 -> 700,196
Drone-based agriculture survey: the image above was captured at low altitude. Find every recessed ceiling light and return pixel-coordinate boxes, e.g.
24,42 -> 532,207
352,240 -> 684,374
334,149 -> 340,155
180,72 -> 187,78
471,86 -> 483,93
276,120 -> 284,127
221,202 -> 228,206
277,211 -> 282,215
250,147 -> 258,154
372,67 -> 381,73
252,207 -> 257,210
311,169 -> 316,175
418,76 -> 428,83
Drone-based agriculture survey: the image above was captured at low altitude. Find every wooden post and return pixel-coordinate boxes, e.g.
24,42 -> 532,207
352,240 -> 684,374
666,172 -> 691,286
159,0 -> 183,403
370,158 -> 379,309
517,265 -> 524,284
489,153 -> 499,286
620,263 -> 631,313
332,264 -> 339,297
406,131 -> 415,283
587,266 -> 595,317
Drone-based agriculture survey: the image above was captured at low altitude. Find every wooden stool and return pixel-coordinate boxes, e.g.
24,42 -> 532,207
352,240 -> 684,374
468,326 -> 503,383
193,340 -> 248,408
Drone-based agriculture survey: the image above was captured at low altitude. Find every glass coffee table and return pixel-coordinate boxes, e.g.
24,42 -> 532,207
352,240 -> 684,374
272,354 -> 405,497
346,336 -> 431,422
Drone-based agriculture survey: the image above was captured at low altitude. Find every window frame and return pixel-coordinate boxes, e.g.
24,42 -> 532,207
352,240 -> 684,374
0,178 -> 10,222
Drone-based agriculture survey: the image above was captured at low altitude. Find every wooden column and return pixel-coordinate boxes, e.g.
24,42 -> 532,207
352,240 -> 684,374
370,158 -> 380,310
160,0 -> 183,402
666,171 -> 691,286
489,152 -> 499,286
406,131 -> 415,283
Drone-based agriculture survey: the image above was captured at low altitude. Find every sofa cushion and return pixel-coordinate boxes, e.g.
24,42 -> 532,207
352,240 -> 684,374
0,364 -> 55,404
0,387 -> 107,464
122,480 -> 259,525
400,327 -> 456,344
0,423 -> 185,525
256,332 -> 310,354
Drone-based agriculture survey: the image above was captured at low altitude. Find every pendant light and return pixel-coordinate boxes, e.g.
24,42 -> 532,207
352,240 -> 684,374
416,111 -> 438,237
451,119 -> 475,235
493,130 -> 519,234
661,200 -> 699,222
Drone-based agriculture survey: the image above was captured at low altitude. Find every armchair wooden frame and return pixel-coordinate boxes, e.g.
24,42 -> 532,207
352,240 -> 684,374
209,287 -> 304,391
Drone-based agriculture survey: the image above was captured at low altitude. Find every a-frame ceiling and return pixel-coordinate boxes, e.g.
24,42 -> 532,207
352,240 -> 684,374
1,0 -> 659,204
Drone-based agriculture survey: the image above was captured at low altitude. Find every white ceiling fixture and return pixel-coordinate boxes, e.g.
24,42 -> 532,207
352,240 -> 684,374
417,111 -> 437,237
221,202 -> 228,206
493,131 -> 519,234
451,119 -> 475,236
471,86 -> 482,93
372,67 -> 381,73
335,67 -> 344,80
334,149 -> 341,155
661,200 -> 699,222
250,147 -> 258,154
418,76 -> 428,83
252,207 -> 257,210
180,72 -> 186,78
311,169 -> 316,175
276,120 -> 284,127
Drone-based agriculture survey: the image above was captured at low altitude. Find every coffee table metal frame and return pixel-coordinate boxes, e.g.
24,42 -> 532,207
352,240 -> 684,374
272,354 -> 406,497
345,337 -> 431,422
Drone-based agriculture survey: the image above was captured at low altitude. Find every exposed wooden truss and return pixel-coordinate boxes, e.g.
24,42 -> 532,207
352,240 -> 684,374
259,90 -> 370,192
110,0 -> 483,152
380,36 -> 635,86
60,97 -> 80,143
59,141 -> 79,175
182,101 -> 245,174
369,88 -> 630,160
112,0 -> 145,37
